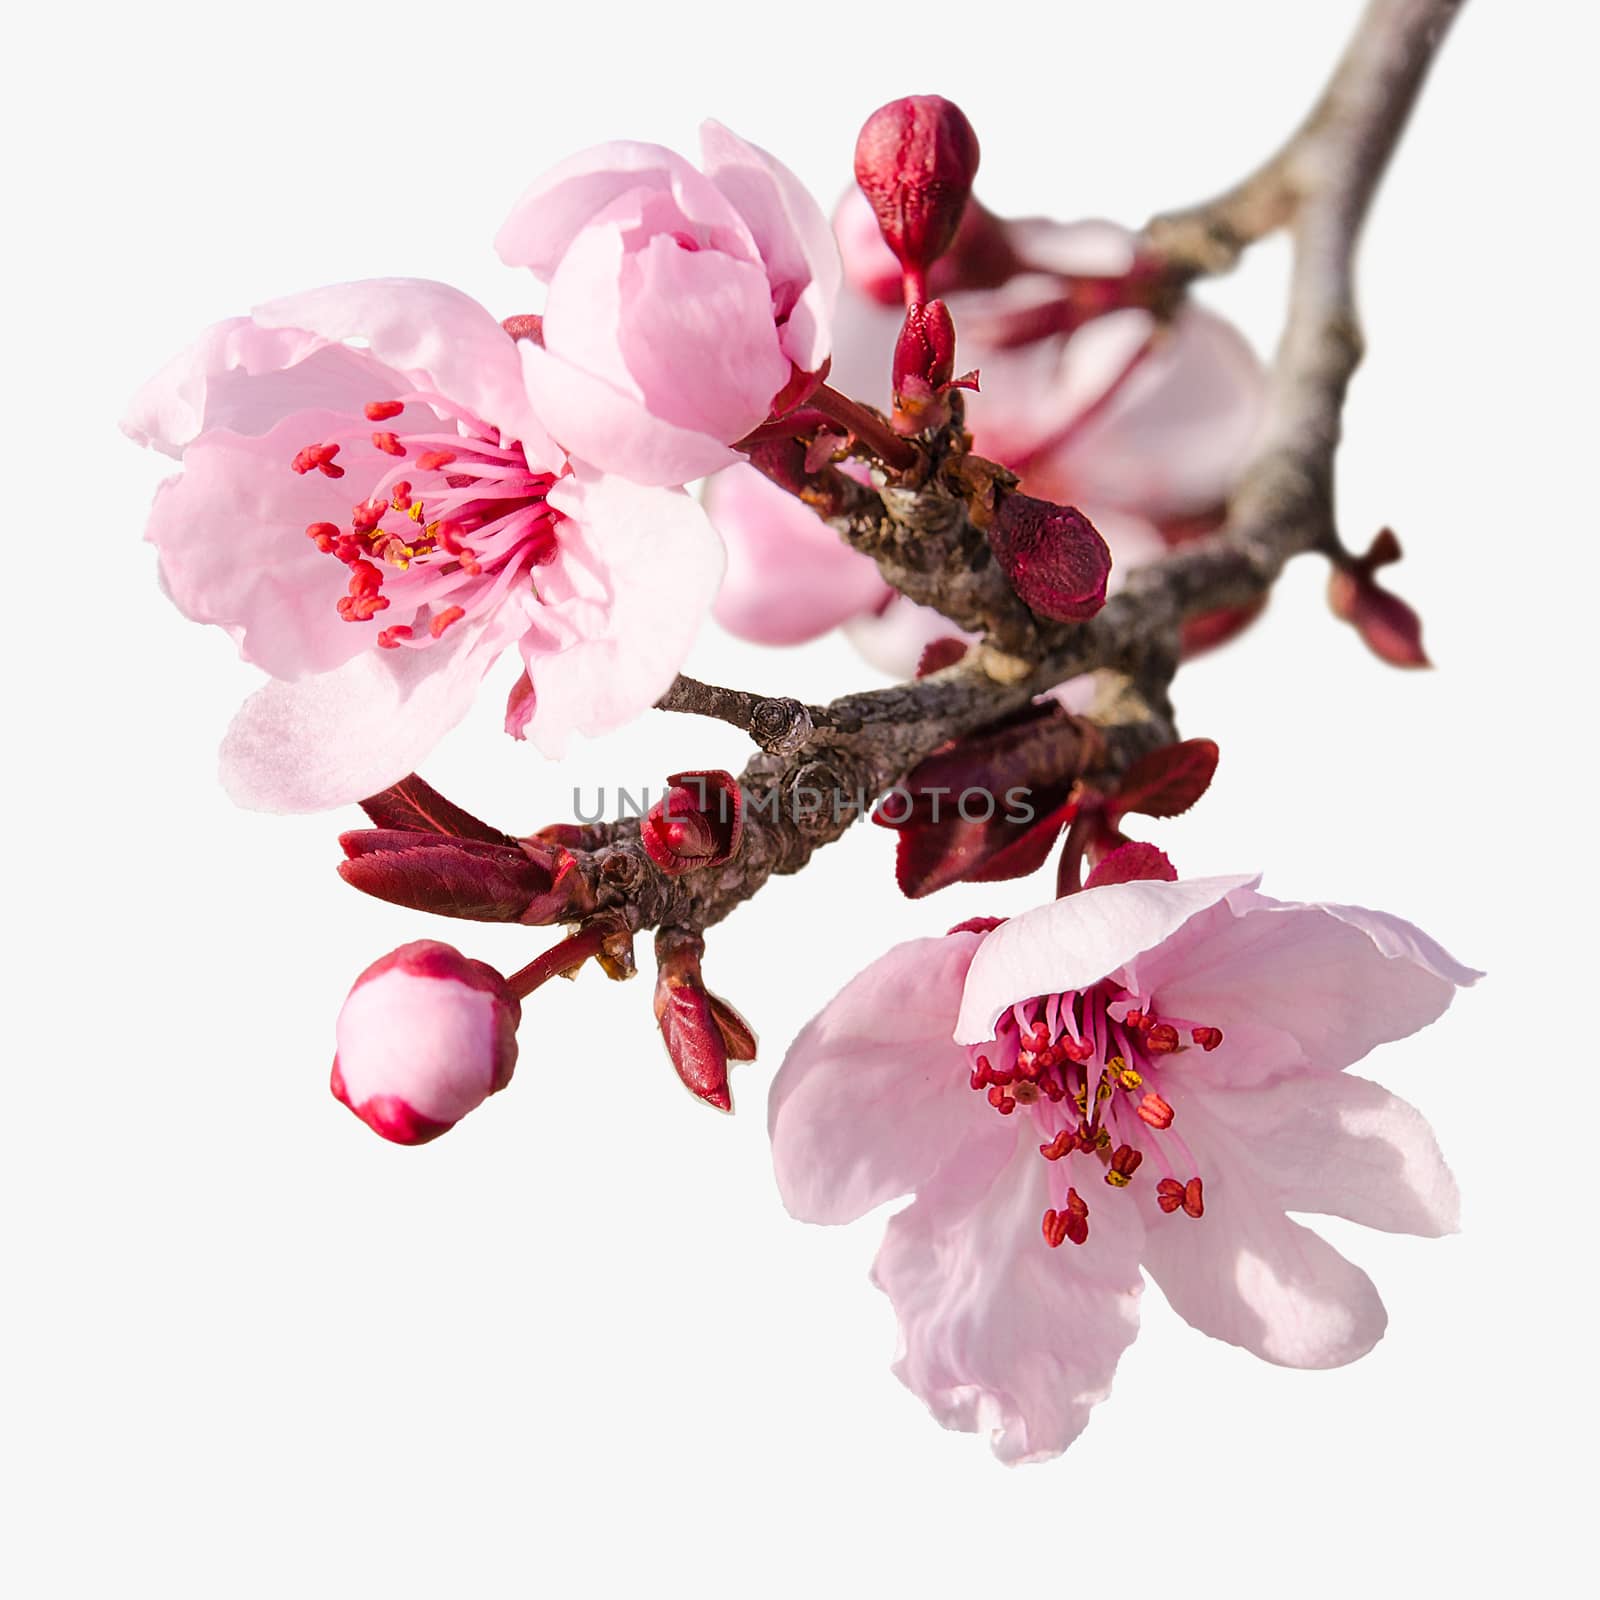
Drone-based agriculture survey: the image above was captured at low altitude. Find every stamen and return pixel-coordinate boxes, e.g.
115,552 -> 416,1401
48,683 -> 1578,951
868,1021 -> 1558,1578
372,431 -> 407,457
1191,1026 -> 1224,1051
1137,1092 -> 1175,1130
364,400 -> 405,421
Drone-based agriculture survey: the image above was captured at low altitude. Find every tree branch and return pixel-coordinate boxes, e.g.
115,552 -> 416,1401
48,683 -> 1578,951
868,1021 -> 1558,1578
532,0 -> 1467,943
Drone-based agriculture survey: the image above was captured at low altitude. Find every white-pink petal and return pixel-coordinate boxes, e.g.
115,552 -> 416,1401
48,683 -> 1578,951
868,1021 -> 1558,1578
954,875 -> 1259,1044
1137,1087 -> 1390,1369
706,464 -> 889,645
1190,1072 -> 1460,1236
510,471 -> 724,757
768,933 -> 985,1225
219,601 -> 528,813
873,1134 -> 1145,1463
253,277 -> 550,460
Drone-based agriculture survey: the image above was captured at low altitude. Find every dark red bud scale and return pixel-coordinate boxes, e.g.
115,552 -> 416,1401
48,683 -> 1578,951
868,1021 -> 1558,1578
987,493 -> 1112,624
854,95 -> 981,298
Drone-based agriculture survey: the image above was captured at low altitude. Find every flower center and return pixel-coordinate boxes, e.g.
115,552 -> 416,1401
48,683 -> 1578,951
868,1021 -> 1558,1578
965,982 -> 1222,1248
292,395 -> 559,650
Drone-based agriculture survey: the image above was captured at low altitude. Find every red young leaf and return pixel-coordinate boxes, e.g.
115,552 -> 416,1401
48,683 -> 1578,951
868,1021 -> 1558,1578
915,637 -> 970,677
1084,841 -> 1178,889
1111,739 -> 1220,821
359,773 -> 515,846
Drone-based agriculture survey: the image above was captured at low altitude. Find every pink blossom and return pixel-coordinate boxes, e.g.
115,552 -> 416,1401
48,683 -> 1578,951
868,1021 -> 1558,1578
707,202 -> 1260,675
332,940 -> 520,1145
124,278 -> 723,811
496,123 -> 841,487
769,875 -> 1477,1462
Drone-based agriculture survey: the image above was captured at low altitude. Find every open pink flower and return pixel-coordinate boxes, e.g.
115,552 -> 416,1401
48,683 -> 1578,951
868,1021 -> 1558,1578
769,875 -> 1476,1462
496,123 -> 841,487
124,278 -> 723,811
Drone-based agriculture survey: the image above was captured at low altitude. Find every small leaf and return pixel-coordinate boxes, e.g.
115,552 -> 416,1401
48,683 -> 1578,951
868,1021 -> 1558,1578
358,773 -> 515,845
1111,739 -> 1220,821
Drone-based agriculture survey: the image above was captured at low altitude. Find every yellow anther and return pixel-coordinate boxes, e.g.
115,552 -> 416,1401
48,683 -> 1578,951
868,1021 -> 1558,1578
1105,1169 -> 1132,1188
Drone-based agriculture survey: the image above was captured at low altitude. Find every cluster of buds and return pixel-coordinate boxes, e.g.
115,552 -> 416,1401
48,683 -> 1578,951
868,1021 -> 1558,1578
853,95 -> 981,433
329,771 -> 758,1142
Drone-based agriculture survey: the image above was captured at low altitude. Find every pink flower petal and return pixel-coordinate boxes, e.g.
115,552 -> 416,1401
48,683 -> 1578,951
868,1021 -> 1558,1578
768,933 -> 984,1224
1044,306 -> 1265,519
706,464 -> 889,645
1129,890 -> 1480,1084
872,1134 -> 1144,1463
1190,1072 -> 1459,1236
614,233 -> 790,440
121,316 -> 358,457
253,277 -> 550,460
143,408 -> 389,680
954,875 -> 1259,1044
700,120 -> 842,375
1136,1086 -> 1390,1369
219,600 -> 528,812
509,470 -> 724,756
495,140 -> 756,282
520,340 -> 737,487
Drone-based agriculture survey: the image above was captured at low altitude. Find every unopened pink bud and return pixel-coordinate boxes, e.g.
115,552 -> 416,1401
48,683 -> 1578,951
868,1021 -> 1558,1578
331,941 -> 520,1145
854,95 -> 981,291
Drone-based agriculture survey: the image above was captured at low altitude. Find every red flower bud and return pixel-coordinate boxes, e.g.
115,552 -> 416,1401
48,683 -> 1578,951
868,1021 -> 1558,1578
331,941 -> 519,1145
338,830 -> 595,925
987,493 -> 1112,624
854,95 -> 981,294
642,770 -> 743,874
890,300 -> 978,433
653,930 -> 757,1112
1329,529 -> 1430,668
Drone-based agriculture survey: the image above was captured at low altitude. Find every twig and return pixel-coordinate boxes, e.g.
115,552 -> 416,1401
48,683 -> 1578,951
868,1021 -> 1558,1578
545,0 -> 1466,939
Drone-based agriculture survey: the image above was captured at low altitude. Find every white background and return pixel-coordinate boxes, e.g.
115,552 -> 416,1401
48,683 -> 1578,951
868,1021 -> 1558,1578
4,1 -> 1594,1594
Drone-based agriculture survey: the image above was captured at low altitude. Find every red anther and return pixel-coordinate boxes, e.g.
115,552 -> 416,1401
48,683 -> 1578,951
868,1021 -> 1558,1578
376,625 -> 414,649
1063,1187 -> 1089,1245
344,558 -> 384,597
1039,1077 -> 1067,1103
987,1085 -> 1016,1115
1145,1023 -> 1181,1054
1042,1208 -> 1070,1249
416,450 -> 458,471
501,313 -> 544,345
351,495 -> 389,534
1061,1035 -> 1094,1065
306,521 -> 341,552
389,481 -> 413,509
1182,1176 -> 1205,1218
1156,1178 -> 1186,1214
372,431 -> 406,456
365,400 -> 405,421
969,1053 -> 993,1090
292,441 -> 345,478
1105,1144 -> 1143,1186
1123,1009 -> 1149,1031
1039,1129 -> 1074,1161
337,592 -> 389,622
1191,1026 -> 1224,1052
1137,1092 -> 1175,1130
429,605 -> 466,639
